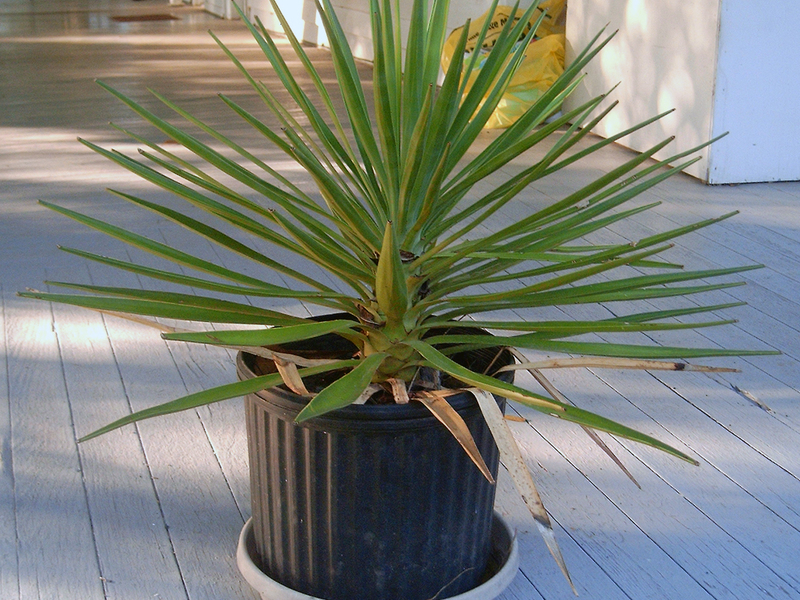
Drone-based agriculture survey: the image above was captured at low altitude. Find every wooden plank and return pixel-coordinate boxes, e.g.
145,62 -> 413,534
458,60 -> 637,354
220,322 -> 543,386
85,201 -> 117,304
449,273 -> 720,599
512,388 -> 800,600
3,291 -> 105,600
98,315 -> 259,600
619,287 -> 800,466
476,188 -> 797,597
497,573 -> 547,600
650,369 -> 800,524
530,364 -> 800,595
5,6 -> 800,600
548,273 -> 800,524
147,220 -> 311,515
0,287 -> 20,600
161,333 -> 252,522
642,172 -> 800,250
591,214 -> 800,427
80,255 -> 260,600
613,198 -> 800,315
494,468 -> 637,600
50,284 -> 190,599
498,405 -> 718,600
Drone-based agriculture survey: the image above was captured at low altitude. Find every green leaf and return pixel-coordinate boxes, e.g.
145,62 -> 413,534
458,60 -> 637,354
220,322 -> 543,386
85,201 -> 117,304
447,7 -> 548,166
267,209 -> 373,293
497,26 -> 615,148
513,392 -> 699,464
265,0 -> 356,160
405,340 -> 557,409
39,201 -> 280,290
424,137 -> 680,269
19,290 -> 301,325
163,320 -> 360,347
148,88 -> 324,210
440,243 -> 673,306
455,0 -> 499,99
447,4 -> 543,156
376,222 -> 409,326
80,361 -> 355,441
93,83 -> 311,213
50,248 -> 348,311
406,341 -> 698,463
315,0 -> 387,192
106,189 -> 337,294
441,93 -> 608,211
422,318 -> 735,342
370,0 -> 400,202
401,0 -> 429,142
296,352 -> 389,422
398,84 -> 433,215
509,339 -> 779,360
46,277 -> 337,305
607,302 -> 747,323
403,143 -> 452,248
79,373 -> 284,441
81,138 -> 287,224
402,24 -> 467,227
228,3 -> 368,195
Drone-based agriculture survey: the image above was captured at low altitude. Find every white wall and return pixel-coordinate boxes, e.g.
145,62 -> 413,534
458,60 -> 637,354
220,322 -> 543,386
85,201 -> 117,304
243,0 -> 322,45
564,0 -> 800,184
563,0 -> 721,181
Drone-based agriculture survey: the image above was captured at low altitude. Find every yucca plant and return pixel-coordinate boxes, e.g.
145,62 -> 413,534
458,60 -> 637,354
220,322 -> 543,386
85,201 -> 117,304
22,0 -> 773,588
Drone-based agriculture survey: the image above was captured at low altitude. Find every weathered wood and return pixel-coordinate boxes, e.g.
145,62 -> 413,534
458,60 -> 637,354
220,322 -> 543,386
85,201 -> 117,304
81,250 -> 260,600
4,291 -> 104,600
495,448 -> 704,600
50,285 -> 189,599
520,364 -> 800,598
532,358 -> 800,591
479,170 -> 800,598
0,287 -> 20,600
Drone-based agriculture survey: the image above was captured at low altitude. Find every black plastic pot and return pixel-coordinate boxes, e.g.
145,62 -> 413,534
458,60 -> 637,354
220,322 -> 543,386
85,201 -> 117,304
237,331 -> 514,600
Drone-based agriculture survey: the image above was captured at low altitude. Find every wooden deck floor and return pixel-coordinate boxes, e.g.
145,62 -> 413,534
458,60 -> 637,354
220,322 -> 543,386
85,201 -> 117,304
2,1 -> 800,599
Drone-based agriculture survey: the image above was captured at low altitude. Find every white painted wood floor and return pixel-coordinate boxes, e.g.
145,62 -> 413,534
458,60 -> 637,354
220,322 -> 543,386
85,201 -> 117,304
2,1 -> 800,599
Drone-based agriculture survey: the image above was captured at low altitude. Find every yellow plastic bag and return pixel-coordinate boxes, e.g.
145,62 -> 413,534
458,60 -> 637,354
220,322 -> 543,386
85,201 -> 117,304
442,1 -> 566,129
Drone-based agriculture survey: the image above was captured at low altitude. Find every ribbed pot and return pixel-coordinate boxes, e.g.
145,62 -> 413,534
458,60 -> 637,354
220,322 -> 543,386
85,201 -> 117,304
237,341 -> 513,600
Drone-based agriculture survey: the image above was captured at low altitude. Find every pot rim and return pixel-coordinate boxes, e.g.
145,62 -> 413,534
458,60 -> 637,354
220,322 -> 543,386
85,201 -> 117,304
237,348 -> 513,432
236,513 -> 520,600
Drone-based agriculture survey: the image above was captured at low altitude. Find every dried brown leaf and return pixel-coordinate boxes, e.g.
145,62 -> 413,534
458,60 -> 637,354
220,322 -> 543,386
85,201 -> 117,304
469,388 -> 576,593
389,378 -> 410,404
415,391 -> 494,483
275,358 -> 310,396
512,349 -> 641,489
499,356 -> 739,373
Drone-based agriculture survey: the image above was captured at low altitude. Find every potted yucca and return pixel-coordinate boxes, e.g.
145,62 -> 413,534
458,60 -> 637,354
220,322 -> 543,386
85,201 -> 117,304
21,0 -> 774,598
